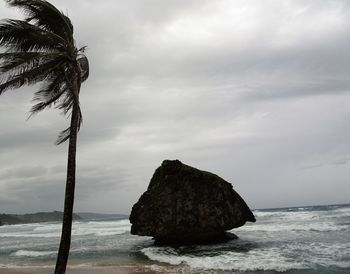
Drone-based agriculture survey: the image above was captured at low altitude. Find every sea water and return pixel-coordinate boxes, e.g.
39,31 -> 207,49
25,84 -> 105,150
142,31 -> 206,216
0,204 -> 349,273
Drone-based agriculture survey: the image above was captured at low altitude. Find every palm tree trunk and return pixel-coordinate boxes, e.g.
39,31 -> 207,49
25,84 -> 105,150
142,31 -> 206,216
54,104 -> 79,274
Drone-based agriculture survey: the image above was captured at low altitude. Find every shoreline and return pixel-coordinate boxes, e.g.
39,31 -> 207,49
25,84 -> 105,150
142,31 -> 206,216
0,265 -> 168,274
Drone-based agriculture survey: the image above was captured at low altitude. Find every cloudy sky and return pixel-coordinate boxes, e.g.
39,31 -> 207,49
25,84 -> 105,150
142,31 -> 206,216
0,0 -> 349,214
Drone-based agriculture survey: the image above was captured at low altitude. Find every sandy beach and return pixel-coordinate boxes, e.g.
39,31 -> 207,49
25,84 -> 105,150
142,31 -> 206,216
0,266 -> 165,274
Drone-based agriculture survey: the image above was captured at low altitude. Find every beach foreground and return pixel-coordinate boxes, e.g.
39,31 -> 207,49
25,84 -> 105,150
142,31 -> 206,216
0,266 -> 164,274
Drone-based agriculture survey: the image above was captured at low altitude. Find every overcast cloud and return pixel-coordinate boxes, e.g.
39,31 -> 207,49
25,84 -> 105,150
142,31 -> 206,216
0,0 -> 349,214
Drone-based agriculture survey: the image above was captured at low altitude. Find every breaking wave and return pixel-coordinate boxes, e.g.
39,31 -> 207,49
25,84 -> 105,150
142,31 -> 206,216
10,250 -> 57,258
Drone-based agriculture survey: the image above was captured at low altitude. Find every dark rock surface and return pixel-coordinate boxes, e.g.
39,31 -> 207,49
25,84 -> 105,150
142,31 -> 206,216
130,160 -> 256,244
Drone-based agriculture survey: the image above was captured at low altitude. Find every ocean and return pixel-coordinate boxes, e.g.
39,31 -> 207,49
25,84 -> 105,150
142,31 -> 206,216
0,204 -> 349,273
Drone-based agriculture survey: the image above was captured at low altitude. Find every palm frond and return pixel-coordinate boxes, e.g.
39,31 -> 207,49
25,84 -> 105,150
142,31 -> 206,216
5,0 -> 74,42
32,72 -> 65,101
0,19 -> 66,52
55,106 -> 82,145
0,52 -> 43,60
0,56 -> 65,94
29,73 -> 66,115
0,52 -> 64,73
30,90 -> 64,115
0,52 -> 40,72
58,86 -> 75,114
56,127 -> 71,145
63,64 -> 80,103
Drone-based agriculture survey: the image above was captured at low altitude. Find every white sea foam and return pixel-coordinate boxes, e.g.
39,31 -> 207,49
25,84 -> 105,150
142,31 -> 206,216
254,206 -> 350,220
255,210 -> 325,221
0,232 -> 60,238
235,221 -> 346,233
0,219 -> 131,238
142,240 -> 350,272
10,250 -> 57,257
141,247 -> 306,271
33,223 -> 61,232
71,220 -> 130,236
331,207 -> 350,218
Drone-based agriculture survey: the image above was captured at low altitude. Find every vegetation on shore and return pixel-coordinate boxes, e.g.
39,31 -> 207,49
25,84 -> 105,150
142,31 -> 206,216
0,211 -> 129,226
0,211 -> 81,225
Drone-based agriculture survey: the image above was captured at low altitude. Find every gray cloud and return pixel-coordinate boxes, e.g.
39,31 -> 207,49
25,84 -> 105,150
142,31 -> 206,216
1,166 -> 48,179
331,158 -> 350,166
0,0 -> 350,213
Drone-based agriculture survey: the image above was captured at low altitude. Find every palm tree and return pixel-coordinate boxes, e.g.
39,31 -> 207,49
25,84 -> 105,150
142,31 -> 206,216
0,0 -> 89,273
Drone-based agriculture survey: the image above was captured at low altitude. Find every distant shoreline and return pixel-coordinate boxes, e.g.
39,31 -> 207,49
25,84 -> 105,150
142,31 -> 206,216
0,211 -> 129,226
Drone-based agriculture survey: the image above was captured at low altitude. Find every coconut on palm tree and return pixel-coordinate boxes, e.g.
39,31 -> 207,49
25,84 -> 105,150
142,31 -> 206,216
0,0 -> 89,273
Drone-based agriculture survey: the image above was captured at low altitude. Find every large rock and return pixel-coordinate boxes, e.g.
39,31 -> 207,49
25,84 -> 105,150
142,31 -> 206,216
130,160 -> 255,244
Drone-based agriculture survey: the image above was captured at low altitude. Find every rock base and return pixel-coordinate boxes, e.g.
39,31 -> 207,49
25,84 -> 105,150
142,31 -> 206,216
154,231 -> 238,245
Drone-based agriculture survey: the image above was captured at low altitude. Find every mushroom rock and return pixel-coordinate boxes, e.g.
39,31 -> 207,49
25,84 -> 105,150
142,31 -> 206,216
130,160 -> 255,244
